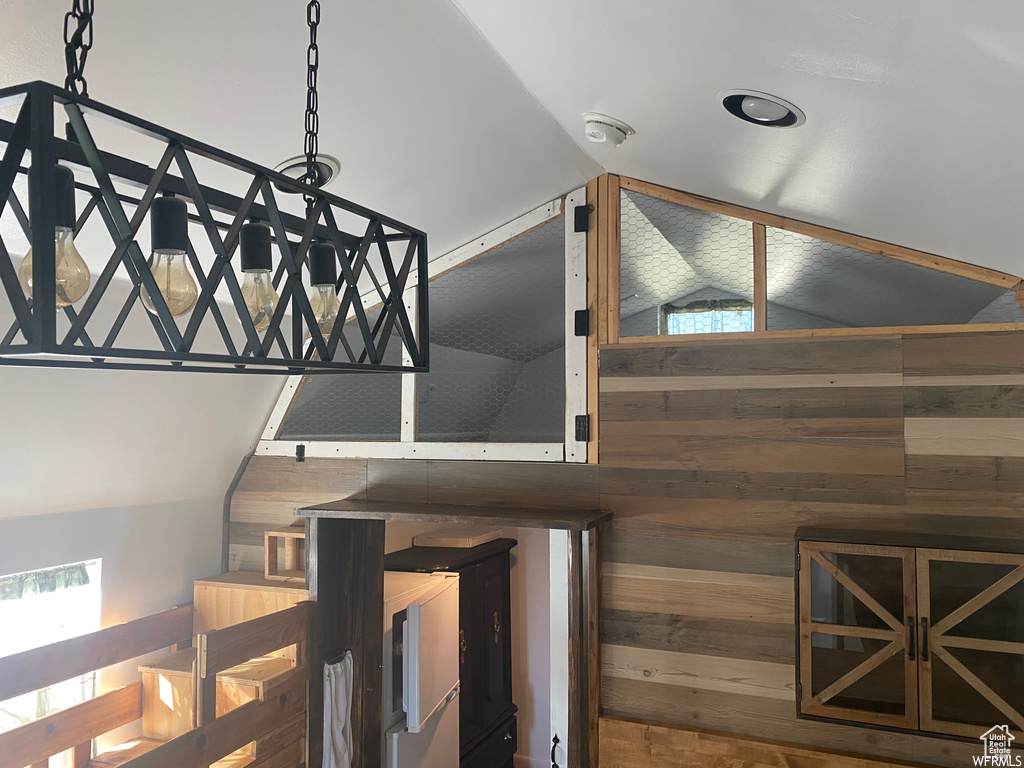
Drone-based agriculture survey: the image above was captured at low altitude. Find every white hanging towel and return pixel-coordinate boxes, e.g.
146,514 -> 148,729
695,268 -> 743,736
323,651 -> 354,768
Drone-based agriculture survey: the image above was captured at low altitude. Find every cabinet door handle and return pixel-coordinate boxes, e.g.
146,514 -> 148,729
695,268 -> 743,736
504,731 -> 513,741
920,617 -> 929,662
459,628 -> 467,665
551,733 -> 560,768
907,616 -> 915,661
493,611 -> 501,644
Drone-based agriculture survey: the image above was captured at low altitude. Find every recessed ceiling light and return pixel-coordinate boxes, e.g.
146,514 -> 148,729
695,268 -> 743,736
273,154 -> 342,191
718,90 -> 805,128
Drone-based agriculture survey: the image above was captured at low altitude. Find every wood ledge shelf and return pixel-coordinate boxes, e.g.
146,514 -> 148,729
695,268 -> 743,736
298,498 -> 611,531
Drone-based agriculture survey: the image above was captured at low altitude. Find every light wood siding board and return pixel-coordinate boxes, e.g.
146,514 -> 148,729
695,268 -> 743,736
601,610 -> 794,665
905,418 -> 1024,457
905,455 -> 1024,492
601,533 -> 793,576
602,496 -> 911,543
601,563 -> 792,623
600,468 -> 907,505
599,337 -> 902,378
904,385 -> 1024,418
601,386 -> 905,422
602,644 -> 796,701
600,434 -> 905,474
902,332 -> 1024,376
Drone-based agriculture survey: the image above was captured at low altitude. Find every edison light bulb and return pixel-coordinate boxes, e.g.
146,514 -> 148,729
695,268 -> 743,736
310,283 -> 341,337
17,226 -> 91,308
239,269 -> 279,332
143,195 -> 197,317
307,241 -> 340,338
237,221 -> 279,333
141,249 -> 198,318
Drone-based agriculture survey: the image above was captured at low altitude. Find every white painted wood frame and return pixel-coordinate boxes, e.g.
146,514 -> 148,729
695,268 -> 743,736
258,192 -> 588,462
549,529 -> 570,768
563,187 -> 588,463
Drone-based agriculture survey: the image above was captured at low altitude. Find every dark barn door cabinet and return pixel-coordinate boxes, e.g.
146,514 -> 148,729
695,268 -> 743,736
797,524 -> 1024,741
385,539 -> 518,768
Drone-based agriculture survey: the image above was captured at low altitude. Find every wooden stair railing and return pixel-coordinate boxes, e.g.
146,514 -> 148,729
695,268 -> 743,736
195,601 -> 310,727
119,600 -> 312,768
0,605 -> 193,768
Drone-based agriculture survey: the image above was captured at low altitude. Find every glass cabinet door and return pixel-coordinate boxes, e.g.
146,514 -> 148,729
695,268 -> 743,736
917,549 -> 1024,740
798,542 -> 918,729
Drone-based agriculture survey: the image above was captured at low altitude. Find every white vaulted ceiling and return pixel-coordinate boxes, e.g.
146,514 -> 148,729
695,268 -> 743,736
452,0 -> 1024,278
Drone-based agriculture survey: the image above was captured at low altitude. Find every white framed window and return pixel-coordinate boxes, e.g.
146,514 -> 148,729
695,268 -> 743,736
0,559 -> 102,768
663,298 -> 754,335
258,189 -> 588,462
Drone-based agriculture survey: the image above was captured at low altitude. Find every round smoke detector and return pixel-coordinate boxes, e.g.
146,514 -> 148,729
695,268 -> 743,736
272,153 -> 342,192
718,90 -> 805,128
582,113 -> 635,147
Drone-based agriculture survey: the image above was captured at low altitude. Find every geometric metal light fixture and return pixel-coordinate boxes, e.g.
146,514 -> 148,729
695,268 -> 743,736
0,3 -> 428,374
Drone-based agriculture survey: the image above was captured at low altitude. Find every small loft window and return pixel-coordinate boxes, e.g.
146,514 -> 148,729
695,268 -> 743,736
663,298 -> 753,335
0,559 -> 102,767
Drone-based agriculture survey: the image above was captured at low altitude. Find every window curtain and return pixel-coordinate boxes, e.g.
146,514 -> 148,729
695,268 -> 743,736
0,564 -> 90,601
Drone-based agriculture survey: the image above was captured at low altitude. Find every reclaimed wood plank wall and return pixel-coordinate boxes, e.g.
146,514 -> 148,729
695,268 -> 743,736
598,330 -> 1024,767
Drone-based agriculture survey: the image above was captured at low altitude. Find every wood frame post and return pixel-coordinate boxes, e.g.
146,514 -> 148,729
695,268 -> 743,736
306,517 -> 385,768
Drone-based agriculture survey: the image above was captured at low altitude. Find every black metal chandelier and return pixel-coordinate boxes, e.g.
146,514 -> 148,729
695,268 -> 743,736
0,1 -> 428,374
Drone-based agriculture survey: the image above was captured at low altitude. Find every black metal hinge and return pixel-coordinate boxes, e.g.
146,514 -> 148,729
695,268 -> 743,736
296,444 -> 306,463
574,414 -> 590,442
573,204 -> 591,232
574,309 -> 590,337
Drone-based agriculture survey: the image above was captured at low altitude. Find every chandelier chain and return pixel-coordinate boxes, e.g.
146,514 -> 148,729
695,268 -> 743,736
63,0 -> 94,98
304,0 -> 321,206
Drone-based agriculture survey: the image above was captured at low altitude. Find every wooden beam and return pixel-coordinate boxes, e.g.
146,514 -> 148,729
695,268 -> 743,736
601,321 -> 1024,347
567,528 -> 587,768
306,517 -> 385,768
0,605 -> 192,702
0,683 -> 142,768
583,527 -> 600,768
619,176 -> 1022,289
1015,282 -> 1024,312
605,175 -> 621,345
753,223 -> 767,331
596,174 -> 610,347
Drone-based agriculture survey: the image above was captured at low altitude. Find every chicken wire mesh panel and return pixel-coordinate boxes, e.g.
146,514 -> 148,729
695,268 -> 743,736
619,190 -> 754,337
276,305 -> 404,440
765,228 -> 1020,329
417,215 -> 565,442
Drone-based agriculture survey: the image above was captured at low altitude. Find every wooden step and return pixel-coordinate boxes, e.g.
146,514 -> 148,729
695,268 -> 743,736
139,648 -> 297,742
88,737 -> 163,767
87,738 -> 259,768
